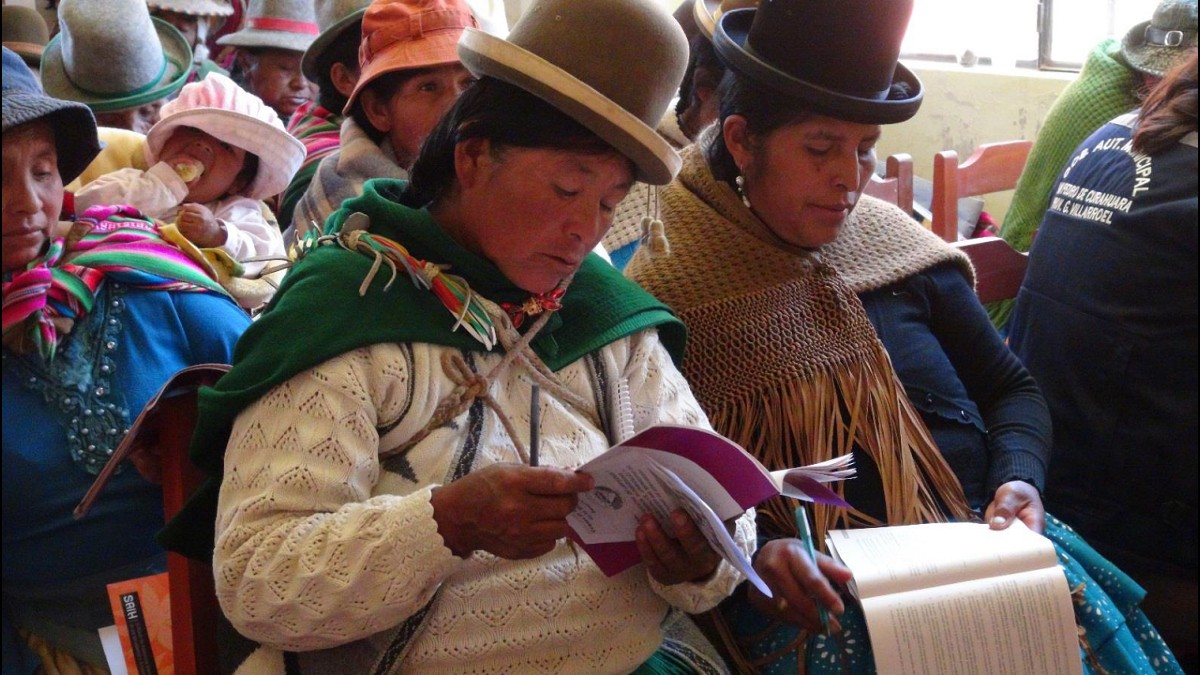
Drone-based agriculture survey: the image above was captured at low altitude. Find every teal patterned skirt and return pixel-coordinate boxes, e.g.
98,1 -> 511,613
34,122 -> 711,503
723,516 -> 1183,674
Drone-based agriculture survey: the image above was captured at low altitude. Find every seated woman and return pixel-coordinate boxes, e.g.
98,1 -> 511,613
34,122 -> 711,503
2,47 -> 249,673
1008,51 -> 1198,671
160,0 -> 756,672
289,0 -> 480,240
623,1 -> 1183,672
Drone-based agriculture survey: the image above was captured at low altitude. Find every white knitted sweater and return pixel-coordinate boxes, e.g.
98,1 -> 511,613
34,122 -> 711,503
214,329 -> 755,673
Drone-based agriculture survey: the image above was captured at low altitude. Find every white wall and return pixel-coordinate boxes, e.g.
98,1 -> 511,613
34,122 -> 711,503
877,63 -> 1077,221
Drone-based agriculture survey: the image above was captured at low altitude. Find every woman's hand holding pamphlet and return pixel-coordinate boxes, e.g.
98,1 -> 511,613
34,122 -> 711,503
566,424 -> 855,595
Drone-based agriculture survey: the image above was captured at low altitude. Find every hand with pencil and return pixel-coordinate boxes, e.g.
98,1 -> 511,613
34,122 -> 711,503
429,464 -> 594,561
746,506 -> 853,634
429,383 -> 593,562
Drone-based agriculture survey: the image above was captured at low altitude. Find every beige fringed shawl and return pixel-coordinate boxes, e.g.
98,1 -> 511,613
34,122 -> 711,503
820,195 -> 975,295
625,140 -> 974,548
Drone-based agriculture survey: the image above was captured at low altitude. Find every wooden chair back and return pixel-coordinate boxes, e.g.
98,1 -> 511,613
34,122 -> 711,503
952,236 -> 1029,303
159,366 -> 227,675
932,140 -> 1032,242
77,364 -> 230,675
863,153 -> 914,214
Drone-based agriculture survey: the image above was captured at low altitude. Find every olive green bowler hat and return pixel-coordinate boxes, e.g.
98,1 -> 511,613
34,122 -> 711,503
457,0 -> 690,185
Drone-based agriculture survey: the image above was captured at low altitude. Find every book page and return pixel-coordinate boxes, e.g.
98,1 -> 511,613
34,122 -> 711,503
826,522 -> 1058,598
567,425 -> 854,577
647,461 -> 771,597
770,454 -> 856,507
593,425 -> 781,510
99,625 -> 130,675
861,566 -> 1082,675
569,448 -> 684,544
570,439 -> 774,543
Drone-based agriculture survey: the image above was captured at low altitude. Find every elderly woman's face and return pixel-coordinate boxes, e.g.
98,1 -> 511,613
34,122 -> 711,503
445,140 -> 634,294
3,120 -> 64,273
240,48 -> 316,120
728,114 -> 880,248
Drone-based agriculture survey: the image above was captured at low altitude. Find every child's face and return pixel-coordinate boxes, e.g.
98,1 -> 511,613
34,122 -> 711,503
159,127 -> 249,203
364,63 -> 476,171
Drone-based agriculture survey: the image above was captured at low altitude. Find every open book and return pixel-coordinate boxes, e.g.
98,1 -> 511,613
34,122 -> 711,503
826,522 -> 1082,675
567,424 -> 854,596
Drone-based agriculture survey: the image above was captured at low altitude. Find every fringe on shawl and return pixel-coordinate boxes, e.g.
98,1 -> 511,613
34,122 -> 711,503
698,339 -> 972,674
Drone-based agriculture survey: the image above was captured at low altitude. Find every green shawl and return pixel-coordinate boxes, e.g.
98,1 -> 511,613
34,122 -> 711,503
160,179 -> 685,560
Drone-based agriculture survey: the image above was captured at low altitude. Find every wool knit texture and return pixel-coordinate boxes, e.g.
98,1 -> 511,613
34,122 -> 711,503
994,38 -> 1140,326
802,195 -> 973,294
604,181 -> 657,257
626,141 -> 972,547
213,329 -> 755,673
291,117 -> 408,237
277,102 -> 344,230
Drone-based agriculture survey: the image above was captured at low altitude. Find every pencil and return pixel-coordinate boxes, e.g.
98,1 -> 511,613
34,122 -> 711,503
529,383 -> 540,467
795,504 -> 830,634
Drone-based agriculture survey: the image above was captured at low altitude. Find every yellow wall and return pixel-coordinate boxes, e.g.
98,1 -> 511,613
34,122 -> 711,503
876,63 -> 1078,221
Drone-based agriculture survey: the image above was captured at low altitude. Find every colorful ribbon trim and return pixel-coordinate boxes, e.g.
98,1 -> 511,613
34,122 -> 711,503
2,205 -> 229,361
331,227 -> 499,350
288,222 -> 500,350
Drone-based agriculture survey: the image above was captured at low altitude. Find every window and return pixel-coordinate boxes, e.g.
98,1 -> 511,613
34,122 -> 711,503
1039,0 -> 1160,70
901,0 -> 1160,71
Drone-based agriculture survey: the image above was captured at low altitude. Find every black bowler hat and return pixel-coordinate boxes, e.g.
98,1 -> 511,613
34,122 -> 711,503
713,0 -> 923,124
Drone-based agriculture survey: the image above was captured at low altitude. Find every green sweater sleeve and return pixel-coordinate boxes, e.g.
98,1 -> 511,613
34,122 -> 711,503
990,39 -> 1141,328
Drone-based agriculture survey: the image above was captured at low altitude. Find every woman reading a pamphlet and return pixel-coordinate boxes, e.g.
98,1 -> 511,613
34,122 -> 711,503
623,0 -> 1183,673
158,1 -> 757,672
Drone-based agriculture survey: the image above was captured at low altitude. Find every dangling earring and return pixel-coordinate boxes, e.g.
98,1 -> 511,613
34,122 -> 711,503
735,174 -> 752,209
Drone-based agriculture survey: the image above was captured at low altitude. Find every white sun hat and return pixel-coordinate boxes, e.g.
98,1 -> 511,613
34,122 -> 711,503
145,72 -> 306,199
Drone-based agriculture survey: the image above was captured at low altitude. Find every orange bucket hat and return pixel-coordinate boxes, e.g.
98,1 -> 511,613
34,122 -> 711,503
343,0 -> 479,114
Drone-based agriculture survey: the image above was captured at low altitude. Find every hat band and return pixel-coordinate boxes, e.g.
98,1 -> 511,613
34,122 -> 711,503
249,17 -> 320,35
1144,25 -> 1196,48
362,9 -> 474,61
70,55 -> 170,100
3,41 -> 45,54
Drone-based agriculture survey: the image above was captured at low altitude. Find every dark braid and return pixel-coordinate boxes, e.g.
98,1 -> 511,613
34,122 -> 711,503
401,77 -> 625,208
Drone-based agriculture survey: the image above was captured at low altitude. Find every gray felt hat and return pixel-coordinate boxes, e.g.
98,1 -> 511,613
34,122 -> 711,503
301,0 -> 371,82
1122,0 -> 1197,77
3,47 -> 101,184
457,0 -> 690,185
217,0 -> 319,53
41,0 -> 193,114
146,0 -> 235,17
